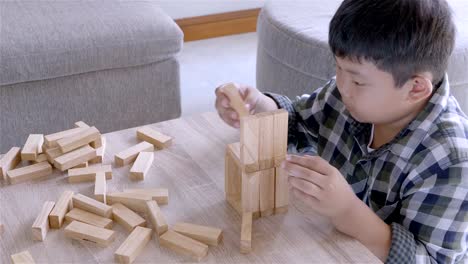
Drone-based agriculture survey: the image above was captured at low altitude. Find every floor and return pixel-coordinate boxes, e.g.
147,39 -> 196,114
179,32 -> 257,117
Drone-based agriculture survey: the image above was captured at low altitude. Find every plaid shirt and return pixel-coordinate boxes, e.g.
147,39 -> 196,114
266,76 -> 468,264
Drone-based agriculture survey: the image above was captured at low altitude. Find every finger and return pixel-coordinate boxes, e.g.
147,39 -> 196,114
286,155 -> 334,175
224,109 -> 239,121
292,188 -> 320,209
289,177 -> 323,201
242,87 -> 259,109
281,161 -> 326,189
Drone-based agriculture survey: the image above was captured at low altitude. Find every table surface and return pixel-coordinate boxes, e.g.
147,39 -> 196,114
0,112 -> 381,263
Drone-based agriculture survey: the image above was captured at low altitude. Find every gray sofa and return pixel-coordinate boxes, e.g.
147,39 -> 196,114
257,0 -> 468,113
0,1 -> 183,153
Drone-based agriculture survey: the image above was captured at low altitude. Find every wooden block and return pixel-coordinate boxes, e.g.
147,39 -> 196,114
115,226 -> 152,264
123,188 -> 169,205
145,200 -> 168,236
90,135 -> 103,149
11,250 -> 35,264
136,126 -> 173,149
32,201 -> 55,241
0,147 -> 21,181
259,168 -> 275,217
225,144 -> 241,205
89,135 -> 106,164
57,126 -> 101,153
107,192 -> 152,213
54,145 -> 96,171
74,121 -> 90,128
34,154 -> 48,163
65,208 -> 113,229
240,212 -> 252,254
21,134 -> 44,161
220,83 -> 249,118
71,162 -> 88,169
49,190 -> 74,228
45,147 -> 63,164
115,142 -> 154,167
129,152 -> 154,181
111,203 -> 146,232
241,171 -> 260,215
173,222 -> 222,246
94,172 -> 107,203
44,127 -> 86,148
73,193 -> 112,218
64,220 -> 116,247
257,112 -> 275,170
7,161 -> 53,185
67,164 -> 112,183
240,115 -> 259,172
274,167 -> 289,214
273,109 -> 289,166
160,230 -> 209,261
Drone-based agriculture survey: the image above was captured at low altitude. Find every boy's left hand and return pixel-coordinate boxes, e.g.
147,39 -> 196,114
281,154 -> 360,221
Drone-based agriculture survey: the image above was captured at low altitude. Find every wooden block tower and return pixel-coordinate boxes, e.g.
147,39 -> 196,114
222,92 -> 289,253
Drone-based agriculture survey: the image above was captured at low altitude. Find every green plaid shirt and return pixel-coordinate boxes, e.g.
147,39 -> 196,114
266,76 -> 468,264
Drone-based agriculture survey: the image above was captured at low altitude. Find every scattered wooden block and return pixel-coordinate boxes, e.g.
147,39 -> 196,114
173,222 -> 223,246
115,226 -> 152,264
220,83 -> 249,118
259,168 -> 275,217
11,250 -> 35,264
7,161 -> 53,185
240,115 -> 260,172
123,188 -> 169,205
274,167 -> 289,214
0,147 -> 21,181
21,134 -> 44,161
136,126 -> 172,149
45,146 -> 63,164
89,135 -> 106,164
107,192 -> 152,213
145,200 -> 168,236
240,212 -> 253,254
73,193 -> 112,218
65,208 -> 113,229
74,121 -> 90,128
71,162 -> 88,169
94,172 -> 107,203
49,190 -> 74,228
241,171 -> 260,217
44,127 -> 86,148
32,201 -> 55,241
67,164 -> 112,183
273,109 -> 289,166
57,126 -> 101,153
114,142 -> 154,167
129,152 -> 154,181
34,154 -> 48,163
111,203 -> 146,232
257,112 -> 275,170
160,230 -> 209,261
54,145 -> 96,171
64,220 -> 116,247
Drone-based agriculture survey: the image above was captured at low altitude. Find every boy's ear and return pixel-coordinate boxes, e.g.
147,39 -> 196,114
406,73 -> 433,103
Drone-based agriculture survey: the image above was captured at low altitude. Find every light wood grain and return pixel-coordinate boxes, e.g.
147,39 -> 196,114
0,112 -> 381,263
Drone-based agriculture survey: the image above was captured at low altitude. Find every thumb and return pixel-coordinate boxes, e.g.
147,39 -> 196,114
240,86 -> 259,112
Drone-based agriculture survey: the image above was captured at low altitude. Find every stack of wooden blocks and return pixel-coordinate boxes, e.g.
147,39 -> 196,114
223,108 -> 289,253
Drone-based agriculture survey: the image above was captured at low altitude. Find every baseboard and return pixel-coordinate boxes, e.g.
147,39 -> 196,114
175,8 -> 261,42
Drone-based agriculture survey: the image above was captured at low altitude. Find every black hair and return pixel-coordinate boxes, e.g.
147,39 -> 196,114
329,0 -> 456,87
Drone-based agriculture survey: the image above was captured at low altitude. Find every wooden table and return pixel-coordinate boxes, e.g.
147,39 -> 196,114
0,112 -> 381,263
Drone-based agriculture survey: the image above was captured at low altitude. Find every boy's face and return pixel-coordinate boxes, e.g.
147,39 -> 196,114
335,57 -> 414,125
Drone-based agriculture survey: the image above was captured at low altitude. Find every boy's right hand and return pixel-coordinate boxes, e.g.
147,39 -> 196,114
215,83 -> 278,128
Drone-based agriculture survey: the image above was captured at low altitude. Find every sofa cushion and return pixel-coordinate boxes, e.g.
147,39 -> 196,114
0,1 -> 183,86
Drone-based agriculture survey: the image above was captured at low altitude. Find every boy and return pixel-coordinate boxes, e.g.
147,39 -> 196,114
215,0 -> 467,263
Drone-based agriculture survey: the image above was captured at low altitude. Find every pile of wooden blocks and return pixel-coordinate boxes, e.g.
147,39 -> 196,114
222,83 -> 289,254
3,122 -> 225,263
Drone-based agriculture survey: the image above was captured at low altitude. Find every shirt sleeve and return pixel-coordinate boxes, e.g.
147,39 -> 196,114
388,161 -> 468,264
263,79 -> 336,155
